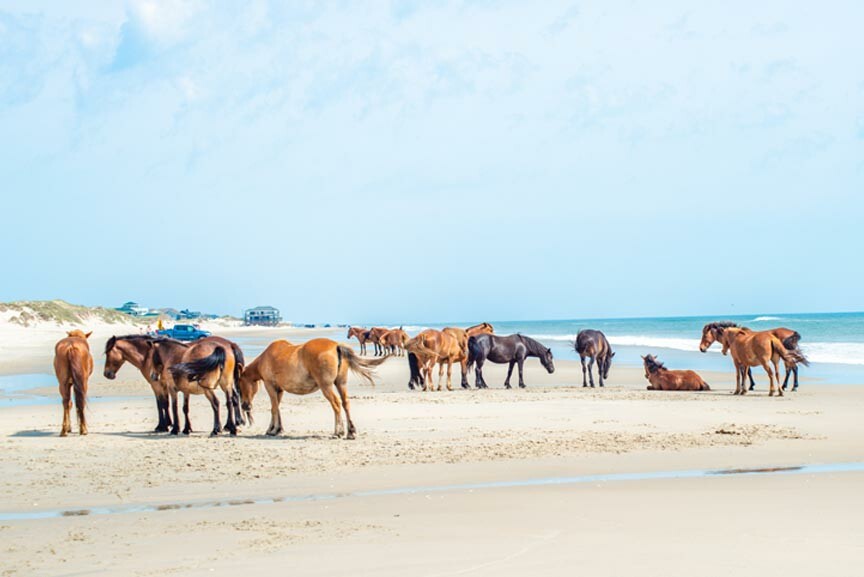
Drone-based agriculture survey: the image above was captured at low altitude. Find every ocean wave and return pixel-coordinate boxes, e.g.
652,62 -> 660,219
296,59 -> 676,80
528,333 -> 864,365
752,316 -> 783,322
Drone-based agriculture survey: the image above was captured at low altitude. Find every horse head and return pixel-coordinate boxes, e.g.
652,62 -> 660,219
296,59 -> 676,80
603,351 -> 615,379
237,367 -> 260,425
540,347 -> 555,374
103,336 -> 124,379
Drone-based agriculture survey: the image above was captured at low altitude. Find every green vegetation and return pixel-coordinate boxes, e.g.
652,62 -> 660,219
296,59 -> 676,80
0,300 -> 147,327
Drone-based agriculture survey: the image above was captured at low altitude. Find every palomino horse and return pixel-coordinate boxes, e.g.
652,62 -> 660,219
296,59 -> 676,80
54,330 -> 94,436
146,336 -> 245,435
575,329 -> 615,388
238,338 -> 387,439
104,334 -> 173,431
642,355 -> 710,391
713,326 -> 809,396
347,327 -> 373,356
699,322 -> 804,391
380,328 -> 409,356
467,333 -> 554,389
405,329 -> 467,391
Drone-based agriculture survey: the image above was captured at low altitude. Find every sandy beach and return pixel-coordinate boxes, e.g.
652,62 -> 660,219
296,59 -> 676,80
0,323 -> 862,576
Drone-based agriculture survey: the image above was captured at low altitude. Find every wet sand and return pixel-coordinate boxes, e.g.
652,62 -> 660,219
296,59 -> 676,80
1,329 -> 863,575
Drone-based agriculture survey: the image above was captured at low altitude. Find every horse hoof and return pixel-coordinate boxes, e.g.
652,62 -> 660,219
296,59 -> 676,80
170,429 -> 179,436
519,384 -> 526,389
347,433 -> 356,440
210,430 -> 220,437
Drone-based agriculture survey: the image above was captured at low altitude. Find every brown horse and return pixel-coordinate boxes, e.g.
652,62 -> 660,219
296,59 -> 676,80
146,336 -> 245,435
237,338 -> 387,439
347,327 -> 373,355
380,328 -> 409,356
368,327 -> 390,356
713,326 -> 809,396
642,355 -> 710,391
405,329 -> 466,391
699,322 -> 804,391
54,330 -> 94,436
575,329 -> 615,388
104,334 -> 173,431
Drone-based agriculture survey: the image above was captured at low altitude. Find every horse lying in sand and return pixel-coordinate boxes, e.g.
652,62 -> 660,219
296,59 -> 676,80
642,354 -> 710,391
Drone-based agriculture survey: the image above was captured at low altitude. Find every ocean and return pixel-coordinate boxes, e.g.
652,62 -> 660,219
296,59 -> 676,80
406,312 -> 864,385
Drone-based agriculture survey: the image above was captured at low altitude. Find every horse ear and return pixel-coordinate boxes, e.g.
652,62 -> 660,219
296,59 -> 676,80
85,331 -> 93,339
611,352 -> 616,357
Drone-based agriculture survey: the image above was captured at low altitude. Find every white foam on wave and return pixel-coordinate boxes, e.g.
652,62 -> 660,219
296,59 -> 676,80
752,316 -> 784,322
799,342 -> 864,366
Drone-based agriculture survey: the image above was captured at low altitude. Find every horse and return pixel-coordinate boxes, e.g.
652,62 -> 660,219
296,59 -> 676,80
144,337 -> 210,435
54,330 -> 94,436
347,327 -> 373,356
575,329 -> 615,388
405,329 -> 467,391
699,322 -> 804,391
104,334 -> 174,432
368,327 -> 391,356
642,354 -> 710,391
237,338 -> 387,439
146,336 -> 245,435
467,333 -> 555,389
713,326 -> 809,396
380,328 -> 409,356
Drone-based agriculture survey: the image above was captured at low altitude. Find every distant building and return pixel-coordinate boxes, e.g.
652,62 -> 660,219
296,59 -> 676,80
176,309 -> 202,320
244,306 -> 281,326
116,301 -> 149,316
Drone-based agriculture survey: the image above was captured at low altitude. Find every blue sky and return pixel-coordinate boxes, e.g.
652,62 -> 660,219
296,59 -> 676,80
0,1 -> 862,323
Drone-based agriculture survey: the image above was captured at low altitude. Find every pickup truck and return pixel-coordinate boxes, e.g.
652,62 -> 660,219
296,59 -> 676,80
156,324 -> 211,341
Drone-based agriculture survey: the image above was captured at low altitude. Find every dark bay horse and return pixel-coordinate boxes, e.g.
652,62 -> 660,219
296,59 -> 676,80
54,330 -> 94,436
575,330 -> 615,388
104,334 -> 173,431
699,322 -> 804,391
467,334 -> 554,389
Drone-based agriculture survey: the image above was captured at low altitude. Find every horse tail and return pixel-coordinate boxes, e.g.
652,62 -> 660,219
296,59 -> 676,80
782,331 -> 802,350
229,341 -> 245,392
67,348 -> 88,413
337,344 -> 387,387
171,346 -> 226,382
466,336 -> 480,371
772,338 -> 810,368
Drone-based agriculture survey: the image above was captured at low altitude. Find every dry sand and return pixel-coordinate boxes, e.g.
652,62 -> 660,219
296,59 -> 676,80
0,325 -> 862,576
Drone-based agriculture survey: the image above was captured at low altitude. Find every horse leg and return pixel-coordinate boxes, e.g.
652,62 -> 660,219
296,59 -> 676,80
459,357 -> 469,389
202,389 -> 221,436
182,393 -> 193,434
154,394 -> 168,432
504,361 -> 515,389
734,366 -> 742,395
74,381 -> 88,436
580,357 -> 588,387
223,388 -> 238,436
763,362 -> 779,397
335,379 -> 356,440
265,384 -> 283,436
517,358 -> 526,388
169,390 -> 180,435
436,362 -> 444,392
320,385 -> 345,438
587,358 -> 596,388
781,362 -> 792,391
474,357 -> 485,389
60,381 -> 72,437
598,358 -> 605,388
747,368 -> 756,391
792,365 -> 799,391
446,360 -> 453,391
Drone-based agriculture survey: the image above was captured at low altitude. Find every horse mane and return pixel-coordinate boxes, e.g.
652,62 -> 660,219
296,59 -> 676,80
517,334 -> 548,356
104,334 -> 185,354
705,321 -> 739,332
642,354 -> 666,373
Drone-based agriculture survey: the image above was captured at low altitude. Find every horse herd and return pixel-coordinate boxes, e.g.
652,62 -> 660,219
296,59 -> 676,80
50,320 -> 809,437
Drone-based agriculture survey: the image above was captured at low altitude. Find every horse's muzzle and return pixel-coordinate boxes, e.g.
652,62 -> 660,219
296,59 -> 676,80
104,370 -> 116,380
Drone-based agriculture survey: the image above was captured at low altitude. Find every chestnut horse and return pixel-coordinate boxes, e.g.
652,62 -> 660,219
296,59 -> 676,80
347,327 -> 373,355
146,336 -> 245,435
713,326 -> 809,396
104,334 -> 173,431
405,329 -> 467,391
575,329 -> 615,388
237,338 -> 387,439
642,355 -> 710,391
54,330 -> 94,436
699,322 -> 804,391
380,328 -> 409,356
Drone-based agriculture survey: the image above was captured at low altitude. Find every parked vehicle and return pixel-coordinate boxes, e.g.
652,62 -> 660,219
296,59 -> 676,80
155,324 -> 211,341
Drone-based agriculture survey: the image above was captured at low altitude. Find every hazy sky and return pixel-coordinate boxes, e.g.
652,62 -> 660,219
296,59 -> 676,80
1,1 -> 862,323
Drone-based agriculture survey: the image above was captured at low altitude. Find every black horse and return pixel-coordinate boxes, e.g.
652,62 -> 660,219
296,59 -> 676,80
575,329 -> 614,387
467,334 -> 554,389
